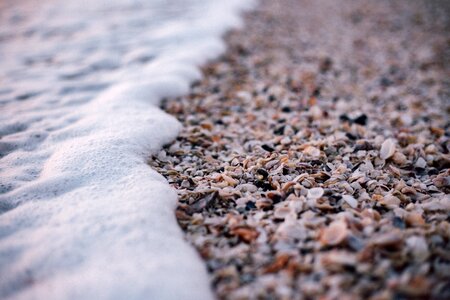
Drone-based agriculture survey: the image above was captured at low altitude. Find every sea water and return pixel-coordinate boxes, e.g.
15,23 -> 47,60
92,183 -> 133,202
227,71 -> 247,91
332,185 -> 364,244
0,0 -> 254,299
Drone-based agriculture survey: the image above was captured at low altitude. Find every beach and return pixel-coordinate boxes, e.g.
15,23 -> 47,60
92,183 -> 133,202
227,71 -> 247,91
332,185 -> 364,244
150,0 -> 450,298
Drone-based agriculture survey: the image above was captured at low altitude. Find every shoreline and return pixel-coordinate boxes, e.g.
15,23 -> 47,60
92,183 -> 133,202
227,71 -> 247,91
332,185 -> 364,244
150,0 -> 449,298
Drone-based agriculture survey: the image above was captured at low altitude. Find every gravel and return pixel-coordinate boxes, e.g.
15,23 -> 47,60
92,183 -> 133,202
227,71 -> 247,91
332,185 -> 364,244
150,0 -> 450,298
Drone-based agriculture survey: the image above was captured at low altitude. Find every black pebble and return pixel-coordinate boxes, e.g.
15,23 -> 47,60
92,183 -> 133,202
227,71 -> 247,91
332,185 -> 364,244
339,114 -> 351,122
353,114 -> 368,125
346,132 -> 357,140
380,77 -> 392,87
256,168 -> 269,178
268,193 -> 283,204
354,141 -> 374,152
393,216 -> 406,229
254,180 -> 274,191
274,126 -> 285,135
245,201 -> 256,210
261,144 -> 275,152
212,86 -> 220,93
312,87 -> 321,97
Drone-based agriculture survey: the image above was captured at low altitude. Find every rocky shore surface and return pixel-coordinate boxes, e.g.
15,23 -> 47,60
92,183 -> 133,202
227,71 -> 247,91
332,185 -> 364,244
150,0 -> 450,298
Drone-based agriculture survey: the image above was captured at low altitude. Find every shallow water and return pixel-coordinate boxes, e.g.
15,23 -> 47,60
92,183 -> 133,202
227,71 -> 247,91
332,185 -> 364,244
0,0 -> 253,298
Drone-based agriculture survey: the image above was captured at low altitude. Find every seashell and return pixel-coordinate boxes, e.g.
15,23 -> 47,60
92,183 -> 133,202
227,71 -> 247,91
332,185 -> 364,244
414,157 -> 427,169
397,276 -> 431,297
341,182 -> 354,194
342,194 -> 358,208
262,254 -> 291,273
392,151 -> 407,165
265,159 -> 279,169
303,146 -> 321,158
274,206 -> 294,220
380,194 -> 401,207
401,186 -> 417,195
301,178 -> 314,188
218,187 -> 238,199
380,138 -> 396,160
237,183 -> 258,193
221,174 -> 238,186
421,198 -> 450,212
425,144 -> 438,154
321,251 -> 357,271
275,221 -> 305,242
371,230 -> 403,247
360,208 -> 381,221
181,179 -> 191,188
256,198 -> 273,210
350,181 -> 362,191
314,198 -> 334,211
230,226 -> 259,243
280,136 -> 291,145
200,122 -> 213,131
388,165 -> 402,177
266,191 -> 283,202
307,187 -> 324,199
432,173 -> 450,188
288,198 -> 304,213
281,181 -> 296,192
310,105 -> 323,120
319,220 -> 348,246
188,192 -> 218,213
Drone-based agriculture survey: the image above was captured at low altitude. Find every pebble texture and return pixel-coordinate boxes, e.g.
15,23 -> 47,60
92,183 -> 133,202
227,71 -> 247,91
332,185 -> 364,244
0,0 -> 254,299
150,0 -> 450,299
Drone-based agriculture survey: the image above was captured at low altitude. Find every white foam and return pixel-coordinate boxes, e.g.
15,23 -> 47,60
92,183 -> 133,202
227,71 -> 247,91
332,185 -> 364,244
0,0 -> 256,299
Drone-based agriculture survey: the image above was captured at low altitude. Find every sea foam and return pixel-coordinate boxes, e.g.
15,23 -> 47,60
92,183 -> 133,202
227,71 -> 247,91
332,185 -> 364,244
0,0 -> 255,299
